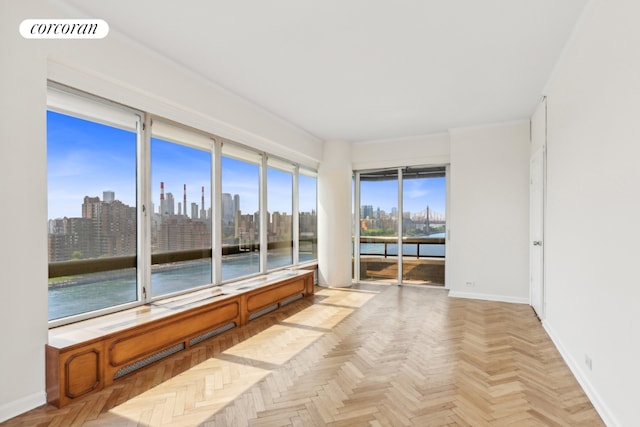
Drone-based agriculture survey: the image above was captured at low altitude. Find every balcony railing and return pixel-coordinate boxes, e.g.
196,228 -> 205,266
359,236 -> 445,258
358,236 -> 446,285
49,238 -> 318,279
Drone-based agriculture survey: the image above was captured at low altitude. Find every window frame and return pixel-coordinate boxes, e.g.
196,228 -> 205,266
47,83 -> 317,327
148,119 -> 215,300
266,156 -> 296,271
297,168 -> 318,265
219,146 -> 263,283
47,83 -> 144,327
353,165 -> 446,285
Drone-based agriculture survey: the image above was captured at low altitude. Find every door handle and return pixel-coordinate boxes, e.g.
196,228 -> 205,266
533,241 -> 542,246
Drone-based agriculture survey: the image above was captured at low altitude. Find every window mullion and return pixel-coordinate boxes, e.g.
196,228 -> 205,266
293,165 -> 300,266
138,115 -> 152,303
354,172 -> 361,283
260,154 -> 268,273
212,140 -> 222,284
397,167 -> 403,285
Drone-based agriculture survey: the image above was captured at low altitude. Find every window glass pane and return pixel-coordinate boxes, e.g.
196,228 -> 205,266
221,156 -> 260,280
359,169 -> 399,283
47,110 -> 137,321
298,173 -> 317,262
401,172 -> 446,285
267,167 -> 293,269
151,137 -> 212,297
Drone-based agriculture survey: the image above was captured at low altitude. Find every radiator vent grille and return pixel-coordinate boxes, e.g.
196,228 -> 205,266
114,343 -> 185,380
280,293 -> 303,306
189,322 -> 236,346
249,304 -> 278,320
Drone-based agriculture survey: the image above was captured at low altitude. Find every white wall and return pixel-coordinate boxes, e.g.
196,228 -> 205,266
448,121 -> 530,303
0,1 -> 322,421
0,3 -> 49,421
543,0 -> 640,425
352,124 -> 530,302
351,132 -> 450,170
43,8 -> 323,167
318,140 -> 353,287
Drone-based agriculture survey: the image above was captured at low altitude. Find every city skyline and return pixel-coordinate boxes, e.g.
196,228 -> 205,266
359,176 -> 446,217
47,111 -> 137,220
48,110 -> 445,221
48,111 -> 313,220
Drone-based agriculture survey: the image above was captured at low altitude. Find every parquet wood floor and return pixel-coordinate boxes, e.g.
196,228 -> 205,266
3,284 -> 604,426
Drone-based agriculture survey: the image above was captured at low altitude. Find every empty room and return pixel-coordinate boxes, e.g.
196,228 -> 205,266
1,0 -> 639,426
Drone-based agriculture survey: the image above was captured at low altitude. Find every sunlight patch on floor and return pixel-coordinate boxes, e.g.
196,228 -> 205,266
94,287 -> 379,425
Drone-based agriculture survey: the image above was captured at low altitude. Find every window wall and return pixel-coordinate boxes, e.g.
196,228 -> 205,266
47,84 -> 317,326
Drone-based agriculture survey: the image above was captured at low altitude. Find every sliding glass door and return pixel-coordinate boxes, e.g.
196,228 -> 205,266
358,169 -> 399,282
355,166 -> 446,285
401,168 -> 446,285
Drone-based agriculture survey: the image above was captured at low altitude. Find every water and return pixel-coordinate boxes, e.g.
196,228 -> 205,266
48,249 -> 309,321
48,235 -> 430,321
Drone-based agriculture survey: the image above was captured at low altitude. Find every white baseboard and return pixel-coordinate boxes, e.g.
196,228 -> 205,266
448,290 -> 529,305
0,391 -> 46,423
542,321 -> 618,427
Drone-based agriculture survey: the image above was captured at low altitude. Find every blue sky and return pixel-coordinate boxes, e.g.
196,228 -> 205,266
152,138 -> 211,215
220,156 -> 259,213
47,111 -> 137,219
48,111 -> 312,219
48,111 -> 442,220
360,177 -> 446,216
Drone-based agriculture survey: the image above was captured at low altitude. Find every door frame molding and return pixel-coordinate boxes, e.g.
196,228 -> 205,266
529,98 -> 547,318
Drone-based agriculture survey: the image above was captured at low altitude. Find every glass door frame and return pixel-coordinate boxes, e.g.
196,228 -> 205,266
354,166 -> 447,285
354,167 -> 403,284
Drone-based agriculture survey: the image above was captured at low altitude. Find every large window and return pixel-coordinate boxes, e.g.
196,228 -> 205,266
47,85 -> 317,326
220,147 -> 261,281
267,160 -> 294,270
150,122 -> 213,297
298,171 -> 317,262
47,89 -> 140,322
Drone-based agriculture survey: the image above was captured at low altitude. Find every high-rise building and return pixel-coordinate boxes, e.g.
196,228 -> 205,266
49,194 -> 137,262
103,191 -> 115,203
191,202 -> 199,220
200,186 -> 207,221
233,194 -> 240,215
166,193 -> 175,216
160,182 -> 166,216
222,193 -> 233,224
157,218 -> 210,252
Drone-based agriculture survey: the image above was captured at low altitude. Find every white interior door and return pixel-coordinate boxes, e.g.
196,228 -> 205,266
530,99 -> 546,319
530,148 -> 544,318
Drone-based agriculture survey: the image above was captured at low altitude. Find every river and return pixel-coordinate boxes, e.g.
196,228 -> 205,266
49,251 -> 291,321
49,235 -> 442,321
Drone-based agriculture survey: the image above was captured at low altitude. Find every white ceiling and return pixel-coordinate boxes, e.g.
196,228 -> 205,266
61,0 -> 588,142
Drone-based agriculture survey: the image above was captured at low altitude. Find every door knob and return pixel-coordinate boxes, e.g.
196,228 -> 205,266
533,241 -> 542,246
